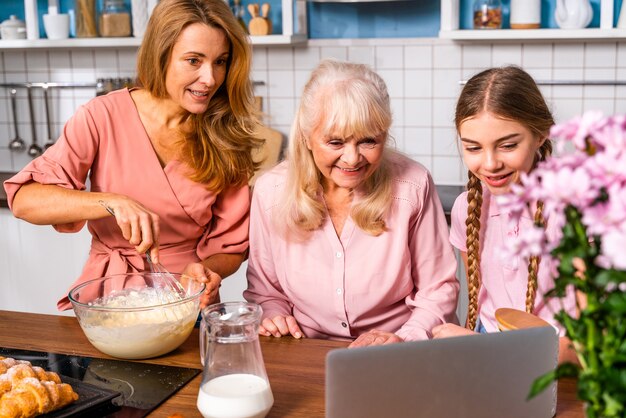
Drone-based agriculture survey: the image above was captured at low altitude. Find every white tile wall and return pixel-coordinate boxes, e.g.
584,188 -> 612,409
462,44 -> 492,68
1,38 -> 625,185
522,43 -> 553,68
492,43 -> 522,67
319,46 -> 347,61
377,69 -> 404,98
347,46 -> 375,67
405,69 -> 432,98
293,46 -> 319,69
404,45 -> 432,69
267,48 -> 294,70
375,45 -> 403,69
585,43 -> 616,68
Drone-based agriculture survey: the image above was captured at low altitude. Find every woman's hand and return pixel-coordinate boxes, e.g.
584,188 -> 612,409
431,323 -> 476,339
260,315 -> 303,339
182,262 -> 222,308
349,329 -> 402,348
99,195 -> 160,261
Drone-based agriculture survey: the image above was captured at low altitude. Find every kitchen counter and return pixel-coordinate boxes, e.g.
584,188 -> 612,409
0,310 -> 585,417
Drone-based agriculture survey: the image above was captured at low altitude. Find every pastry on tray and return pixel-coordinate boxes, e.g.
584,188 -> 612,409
0,356 -> 79,418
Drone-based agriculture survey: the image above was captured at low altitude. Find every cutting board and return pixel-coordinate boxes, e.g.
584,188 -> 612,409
250,125 -> 284,185
250,96 -> 284,185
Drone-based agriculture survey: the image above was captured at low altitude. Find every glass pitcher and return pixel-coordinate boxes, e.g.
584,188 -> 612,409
198,302 -> 273,418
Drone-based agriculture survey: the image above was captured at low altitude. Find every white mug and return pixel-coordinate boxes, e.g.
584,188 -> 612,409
43,13 -> 70,40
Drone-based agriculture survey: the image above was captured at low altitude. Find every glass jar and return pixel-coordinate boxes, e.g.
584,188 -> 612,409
76,0 -> 98,37
231,0 -> 248,33
473,0 -> 502,29
99,0 -> 131,37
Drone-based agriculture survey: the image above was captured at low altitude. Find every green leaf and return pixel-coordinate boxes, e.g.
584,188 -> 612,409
528,363 -> 579,399
606,292 -> 626,313
528,370 -> 557,399
602,392 -> 623,417
594,270 -> 626,287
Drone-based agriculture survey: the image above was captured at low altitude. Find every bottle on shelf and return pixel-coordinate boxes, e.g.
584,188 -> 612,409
24,0 -> 40,39
473,0 -> 502,29
76,0 -> 98,37
231,0 -> 248,33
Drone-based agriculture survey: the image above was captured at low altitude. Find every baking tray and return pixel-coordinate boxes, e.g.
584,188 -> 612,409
42,375 -> 121,418
1,347 -> 201,418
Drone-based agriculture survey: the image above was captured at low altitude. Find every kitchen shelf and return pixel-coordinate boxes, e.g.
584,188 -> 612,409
439,28 -> 626,41
0,0 -> 307,49
308,0 -> 411,2
0,33 -> 307,49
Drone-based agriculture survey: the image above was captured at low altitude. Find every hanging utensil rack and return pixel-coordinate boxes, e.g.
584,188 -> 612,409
0,82 -> 97,89
1,83 -> 96,158
0,80 -> 264,90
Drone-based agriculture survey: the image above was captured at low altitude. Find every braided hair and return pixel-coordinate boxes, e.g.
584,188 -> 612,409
455,66 -> 553,330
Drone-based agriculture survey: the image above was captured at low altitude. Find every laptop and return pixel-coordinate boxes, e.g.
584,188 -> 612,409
326,327 -> 558,418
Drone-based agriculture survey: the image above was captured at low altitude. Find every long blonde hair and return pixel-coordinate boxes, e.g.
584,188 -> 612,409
276,59 -> 393,238
455,66 -> 553,330
136,0 -> 262,192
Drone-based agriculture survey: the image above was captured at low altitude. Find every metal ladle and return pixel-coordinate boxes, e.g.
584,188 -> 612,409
26,85 -> 43,158
8,88 -> 26,151
42,85 -> 55,149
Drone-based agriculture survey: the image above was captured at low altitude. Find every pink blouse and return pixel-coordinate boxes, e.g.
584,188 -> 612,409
4,89 -> 250,310
449,188 -> 577,335
244,153 -> 459,341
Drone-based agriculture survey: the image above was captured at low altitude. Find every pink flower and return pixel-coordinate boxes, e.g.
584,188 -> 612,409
505,111 -> 626,271
601,226 -> 626,270
550,110 -> 606,152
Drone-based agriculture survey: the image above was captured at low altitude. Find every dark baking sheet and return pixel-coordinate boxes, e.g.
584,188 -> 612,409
1,347 -> 201,418
41,375 -> 121,418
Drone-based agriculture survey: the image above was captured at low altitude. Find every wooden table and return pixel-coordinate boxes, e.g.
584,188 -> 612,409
0,310 -> 584,417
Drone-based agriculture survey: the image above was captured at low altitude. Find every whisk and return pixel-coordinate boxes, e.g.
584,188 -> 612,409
145,252 -> 186,301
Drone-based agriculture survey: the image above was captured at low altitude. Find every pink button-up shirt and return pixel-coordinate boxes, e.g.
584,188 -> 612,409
450,188 -> 577,334
244,153 -> 459,341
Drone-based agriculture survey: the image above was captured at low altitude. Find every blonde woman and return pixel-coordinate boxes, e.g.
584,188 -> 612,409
244,60 -> 459,347
4,0 -> 261,310
432,67 -> 578,362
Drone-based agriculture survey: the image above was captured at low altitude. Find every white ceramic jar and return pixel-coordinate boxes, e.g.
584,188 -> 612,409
0,15 -> 27,40
510,0 -> 541,29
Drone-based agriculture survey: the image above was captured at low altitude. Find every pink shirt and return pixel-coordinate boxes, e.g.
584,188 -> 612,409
4,89 -> 250,310
244,153 -> 459,341
449,188 -> 577,335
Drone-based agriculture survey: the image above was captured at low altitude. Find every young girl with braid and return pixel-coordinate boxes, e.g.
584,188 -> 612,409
432,66 -> 578,363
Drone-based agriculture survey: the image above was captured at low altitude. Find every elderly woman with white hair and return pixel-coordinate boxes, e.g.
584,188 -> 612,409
244,59 -> 459,347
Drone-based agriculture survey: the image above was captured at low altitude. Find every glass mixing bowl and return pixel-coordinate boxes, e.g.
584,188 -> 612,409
69,272 -> 205,359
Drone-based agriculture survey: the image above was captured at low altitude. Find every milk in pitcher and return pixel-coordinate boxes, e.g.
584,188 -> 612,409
197,373 -> 273,418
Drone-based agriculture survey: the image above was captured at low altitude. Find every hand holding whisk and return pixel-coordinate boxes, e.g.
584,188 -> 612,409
97,199 -> 186,301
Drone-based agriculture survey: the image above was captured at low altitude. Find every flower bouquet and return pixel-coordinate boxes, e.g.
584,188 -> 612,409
500,111 -> 626,418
